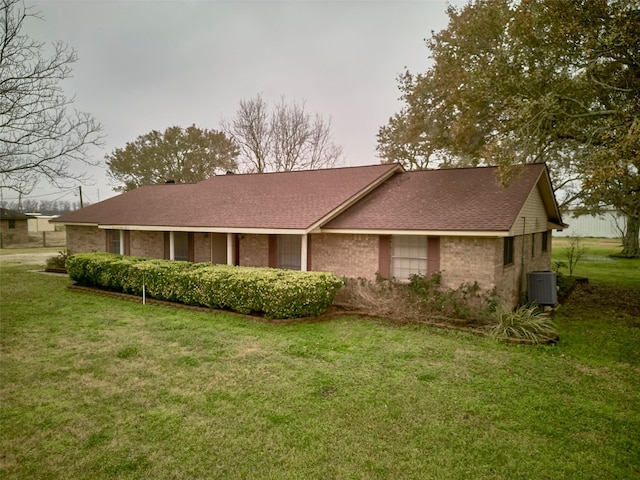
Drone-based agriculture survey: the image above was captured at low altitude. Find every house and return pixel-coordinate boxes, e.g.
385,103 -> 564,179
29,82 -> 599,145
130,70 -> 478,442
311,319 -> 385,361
0,208 -> 29,247
26,214 -> 58,233
53,163 -> 565,307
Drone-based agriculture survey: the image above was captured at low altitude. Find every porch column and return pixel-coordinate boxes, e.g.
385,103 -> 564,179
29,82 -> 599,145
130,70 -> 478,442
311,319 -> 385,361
119,230 -> 125,255
169,231 -> 175,260
300,233 -> 308,272
226,233 -> 235,265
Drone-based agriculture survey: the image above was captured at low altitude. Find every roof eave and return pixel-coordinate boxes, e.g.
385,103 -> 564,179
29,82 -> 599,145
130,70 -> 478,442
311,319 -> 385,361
96,225 -> 309,235
318,228 -> 512,237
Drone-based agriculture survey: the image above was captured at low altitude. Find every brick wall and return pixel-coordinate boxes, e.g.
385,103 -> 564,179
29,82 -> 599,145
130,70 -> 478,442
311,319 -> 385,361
130,231 -> 164,259
440,236 -> 499,293
66,225 -> 105,253
311,233 -> 379,280
239,234 -> 269,267
495,233 -> 553,307
193,233 -> 210,263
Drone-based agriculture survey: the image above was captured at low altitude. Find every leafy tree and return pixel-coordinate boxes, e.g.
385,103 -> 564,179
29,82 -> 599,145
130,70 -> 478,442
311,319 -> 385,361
223,94 -> 343,173
0,0 -> 102,196
378,0 -> 639,257
106,125 -> 239,192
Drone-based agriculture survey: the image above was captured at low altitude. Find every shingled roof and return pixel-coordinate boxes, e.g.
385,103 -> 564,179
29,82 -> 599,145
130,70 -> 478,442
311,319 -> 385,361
55,163 -> 401,232
0,208 -> 28,220
56,163 -> 562,235
323,163 -> 562,233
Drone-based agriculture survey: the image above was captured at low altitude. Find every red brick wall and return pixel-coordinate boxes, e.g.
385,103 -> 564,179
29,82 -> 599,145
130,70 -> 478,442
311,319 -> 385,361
65,225 -> 105,253
239,234 -> 269,267
311,233 -> 379,280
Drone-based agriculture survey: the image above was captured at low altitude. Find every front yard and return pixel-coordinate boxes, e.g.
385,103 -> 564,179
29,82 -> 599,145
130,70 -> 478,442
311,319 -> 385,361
0,240 -> 638,479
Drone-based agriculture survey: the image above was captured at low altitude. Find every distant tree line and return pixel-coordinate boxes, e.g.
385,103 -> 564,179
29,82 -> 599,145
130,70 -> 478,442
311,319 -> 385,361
1,199 -> 85,215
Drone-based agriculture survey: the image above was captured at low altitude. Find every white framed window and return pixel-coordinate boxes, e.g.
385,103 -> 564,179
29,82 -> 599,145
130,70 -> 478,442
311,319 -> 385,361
391,235 -> 427,280
277,235 -> 301,270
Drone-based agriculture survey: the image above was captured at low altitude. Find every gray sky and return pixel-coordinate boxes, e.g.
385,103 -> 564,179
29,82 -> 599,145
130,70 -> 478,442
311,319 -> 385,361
14,0 -> 462,205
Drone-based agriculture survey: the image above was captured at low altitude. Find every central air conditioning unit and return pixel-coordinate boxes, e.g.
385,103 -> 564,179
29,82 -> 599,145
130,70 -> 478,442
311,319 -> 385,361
527,271 -> 558,306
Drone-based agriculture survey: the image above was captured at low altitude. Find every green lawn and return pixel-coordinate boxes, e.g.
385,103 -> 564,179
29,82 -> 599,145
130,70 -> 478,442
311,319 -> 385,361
1,243 -> 639,479
552,237 -> 640,287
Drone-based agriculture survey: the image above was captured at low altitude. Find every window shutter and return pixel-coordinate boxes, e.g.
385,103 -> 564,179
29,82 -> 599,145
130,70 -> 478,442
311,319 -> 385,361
268,235 -> 277,268
163,232 -> 170,259
188,233 -> 195,262
378,235 -> 391,279
124,231 -> 131,256
105,230 -> 112,252
427,236 -> 440,275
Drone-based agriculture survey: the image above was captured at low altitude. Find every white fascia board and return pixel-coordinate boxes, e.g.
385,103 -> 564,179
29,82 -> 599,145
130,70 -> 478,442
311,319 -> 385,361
318,228 -> 510,237
97,225 -> 308,235
550,221 -> 568,230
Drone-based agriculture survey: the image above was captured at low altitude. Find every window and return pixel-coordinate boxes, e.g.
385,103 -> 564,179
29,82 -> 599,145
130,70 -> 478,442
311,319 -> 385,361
391,235 -> 427,280
503,237 -> 514,265
110,229 -> 121,254
8,219 -> 15,229
174,232 -> 189,261
277,235 -> 301,270
542,231 -> 549,252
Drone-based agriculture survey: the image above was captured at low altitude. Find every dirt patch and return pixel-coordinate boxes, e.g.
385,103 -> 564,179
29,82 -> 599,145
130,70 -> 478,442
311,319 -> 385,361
563,282 -> 640,320
0,252 -> 54,266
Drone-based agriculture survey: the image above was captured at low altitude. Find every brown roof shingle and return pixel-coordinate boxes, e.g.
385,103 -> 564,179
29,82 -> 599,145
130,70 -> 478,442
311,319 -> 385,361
55,164 -> 401,230
323,164 -> 549,232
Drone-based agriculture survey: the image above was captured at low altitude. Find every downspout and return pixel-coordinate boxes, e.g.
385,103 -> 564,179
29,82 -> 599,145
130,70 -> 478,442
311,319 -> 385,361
520,217 -> 526,303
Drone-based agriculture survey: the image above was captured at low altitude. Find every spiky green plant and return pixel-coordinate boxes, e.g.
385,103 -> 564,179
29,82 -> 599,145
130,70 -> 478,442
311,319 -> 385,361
489,302 -> 558,343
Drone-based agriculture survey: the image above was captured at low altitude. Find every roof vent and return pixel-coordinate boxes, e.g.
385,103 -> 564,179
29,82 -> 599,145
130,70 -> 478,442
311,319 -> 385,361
165,179 -> 175,184
225,171 -> 235,175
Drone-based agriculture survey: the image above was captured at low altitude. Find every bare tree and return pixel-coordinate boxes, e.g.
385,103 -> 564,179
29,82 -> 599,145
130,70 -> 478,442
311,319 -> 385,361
0,0 -> 102,196
223,94 -> 342,173
221,94 -> 270,173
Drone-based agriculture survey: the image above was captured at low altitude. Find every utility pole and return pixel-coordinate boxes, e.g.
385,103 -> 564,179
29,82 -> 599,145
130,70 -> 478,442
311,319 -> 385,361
79,186 -> 84,208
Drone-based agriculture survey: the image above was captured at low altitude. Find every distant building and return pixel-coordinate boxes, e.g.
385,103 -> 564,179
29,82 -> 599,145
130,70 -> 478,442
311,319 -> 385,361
26,214 -> 58,233
554,211 -> 624,238
0,208 -> 29,246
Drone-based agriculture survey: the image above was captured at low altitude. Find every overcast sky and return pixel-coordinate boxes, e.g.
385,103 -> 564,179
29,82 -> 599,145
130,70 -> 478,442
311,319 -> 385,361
13,0 -> 463,205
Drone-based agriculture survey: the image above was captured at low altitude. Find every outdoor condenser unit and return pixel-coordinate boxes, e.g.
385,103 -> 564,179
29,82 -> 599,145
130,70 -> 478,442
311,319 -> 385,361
527,271 -> 558,306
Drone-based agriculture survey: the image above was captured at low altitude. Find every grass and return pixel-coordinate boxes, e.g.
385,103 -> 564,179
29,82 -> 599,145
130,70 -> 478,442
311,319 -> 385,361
552,237 -> 640,287
1,241 -> 639,479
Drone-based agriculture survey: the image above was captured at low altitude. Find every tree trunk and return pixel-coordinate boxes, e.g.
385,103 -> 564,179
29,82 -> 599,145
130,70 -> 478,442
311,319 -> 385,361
620,215 -> 640,257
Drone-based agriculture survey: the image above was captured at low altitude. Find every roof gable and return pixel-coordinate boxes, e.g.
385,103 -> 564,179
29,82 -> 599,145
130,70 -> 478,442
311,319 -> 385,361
323,164 -> 559,233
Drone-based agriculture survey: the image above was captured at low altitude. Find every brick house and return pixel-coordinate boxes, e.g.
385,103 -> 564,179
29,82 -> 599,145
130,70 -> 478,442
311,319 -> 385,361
54,163 -> 565,306
0,208 -> 29,247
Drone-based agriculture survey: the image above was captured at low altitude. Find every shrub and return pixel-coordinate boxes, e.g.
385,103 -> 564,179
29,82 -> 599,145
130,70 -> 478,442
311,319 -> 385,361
336,273 -> 492,324
488,302 -> 558,343
66,253 -> 343,319
46,250 -> 70,271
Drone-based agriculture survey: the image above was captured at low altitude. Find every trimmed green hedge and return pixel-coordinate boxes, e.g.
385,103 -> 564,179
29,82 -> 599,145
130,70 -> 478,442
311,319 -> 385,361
66,253 -> 343,319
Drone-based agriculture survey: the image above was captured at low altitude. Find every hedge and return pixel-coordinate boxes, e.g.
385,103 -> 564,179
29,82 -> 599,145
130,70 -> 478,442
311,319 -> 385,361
66,253 -> 343,319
